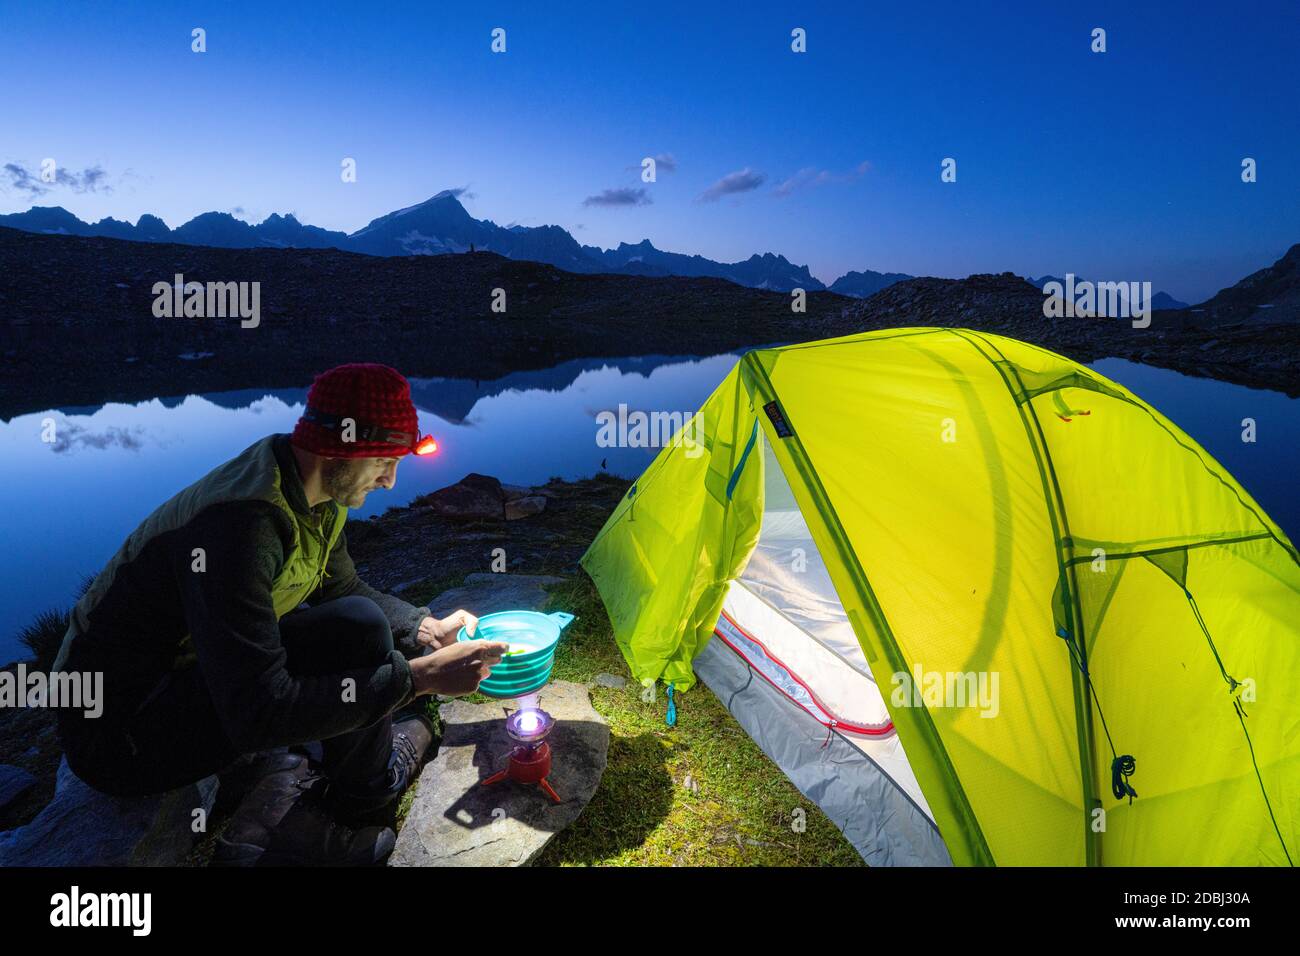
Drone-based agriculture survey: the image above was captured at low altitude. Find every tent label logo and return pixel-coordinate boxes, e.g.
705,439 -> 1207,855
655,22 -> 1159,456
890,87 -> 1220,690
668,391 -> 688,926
763,401 -> 793,438
889,664 -> 1000,718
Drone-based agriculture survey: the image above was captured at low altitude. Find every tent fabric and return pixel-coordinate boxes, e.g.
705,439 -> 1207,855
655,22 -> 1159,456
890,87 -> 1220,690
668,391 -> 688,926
580,327 -> 1300,866
738,441 -> 870,678
718,584 -> 893,737
581,365 -> 764,692
694,632 -> 952,866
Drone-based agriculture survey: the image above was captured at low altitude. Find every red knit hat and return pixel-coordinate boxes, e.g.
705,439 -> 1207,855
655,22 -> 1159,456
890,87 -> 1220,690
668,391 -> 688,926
291,364 -> 437,458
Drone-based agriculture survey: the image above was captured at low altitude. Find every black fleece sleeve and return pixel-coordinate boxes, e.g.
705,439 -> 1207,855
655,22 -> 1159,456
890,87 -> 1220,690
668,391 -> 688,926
175,501 -> 414,753
312,526 -> 433,660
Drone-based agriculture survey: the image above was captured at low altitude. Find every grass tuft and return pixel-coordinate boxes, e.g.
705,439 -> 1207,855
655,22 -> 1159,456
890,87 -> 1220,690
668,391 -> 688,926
15,575 -> 93,671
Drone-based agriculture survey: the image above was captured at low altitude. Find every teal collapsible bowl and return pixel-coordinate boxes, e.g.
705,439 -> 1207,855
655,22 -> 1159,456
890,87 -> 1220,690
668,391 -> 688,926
456,610 -> 575,699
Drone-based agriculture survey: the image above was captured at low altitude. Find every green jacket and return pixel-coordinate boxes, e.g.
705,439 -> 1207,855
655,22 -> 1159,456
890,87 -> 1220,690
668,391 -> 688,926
53,434 -> 428,750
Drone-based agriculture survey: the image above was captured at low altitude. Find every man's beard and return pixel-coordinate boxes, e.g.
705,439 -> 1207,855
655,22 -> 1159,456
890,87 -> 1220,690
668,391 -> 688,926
321,458 -> 373,508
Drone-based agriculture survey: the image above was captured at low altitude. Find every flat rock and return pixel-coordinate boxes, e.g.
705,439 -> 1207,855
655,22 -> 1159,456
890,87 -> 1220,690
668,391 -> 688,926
0,758 -> 218,866
0,764 -> 36,812
505,495 -> 547,520
593,673 -> 627,689
422,473 -> 506,520
428,572 -> 566,619
389,679 -> 609,867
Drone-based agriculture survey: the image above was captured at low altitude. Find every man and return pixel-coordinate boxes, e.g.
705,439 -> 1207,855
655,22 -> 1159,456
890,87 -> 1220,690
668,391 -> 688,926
53,363 -> 509,865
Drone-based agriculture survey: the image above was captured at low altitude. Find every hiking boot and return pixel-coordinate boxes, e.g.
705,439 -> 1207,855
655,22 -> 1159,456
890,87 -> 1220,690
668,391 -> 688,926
326,713 -> 436,820
213,756 -> 394,867
213,748 -> 303,815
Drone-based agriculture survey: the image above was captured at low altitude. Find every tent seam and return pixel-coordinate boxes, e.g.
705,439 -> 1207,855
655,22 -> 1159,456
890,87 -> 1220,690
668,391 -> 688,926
952,328 -> 1105,866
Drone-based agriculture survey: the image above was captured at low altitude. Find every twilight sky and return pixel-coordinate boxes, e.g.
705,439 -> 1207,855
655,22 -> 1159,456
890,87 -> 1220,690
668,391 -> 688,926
1,0 -> 1297,303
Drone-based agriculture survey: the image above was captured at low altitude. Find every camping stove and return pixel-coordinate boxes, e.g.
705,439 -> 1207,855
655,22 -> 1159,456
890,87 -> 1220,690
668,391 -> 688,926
480,707 -> 562,804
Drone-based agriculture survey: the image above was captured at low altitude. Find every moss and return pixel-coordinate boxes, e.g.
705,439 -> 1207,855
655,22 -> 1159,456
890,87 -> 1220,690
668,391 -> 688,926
528,573 -> 864,867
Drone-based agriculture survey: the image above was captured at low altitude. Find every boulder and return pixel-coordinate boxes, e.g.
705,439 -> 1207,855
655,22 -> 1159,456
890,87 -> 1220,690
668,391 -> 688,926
0,757 -> 218,866
388,680 -> 609,867
422,473 -> 505,520
504,495 -> 547,520
427,573 -> 566,620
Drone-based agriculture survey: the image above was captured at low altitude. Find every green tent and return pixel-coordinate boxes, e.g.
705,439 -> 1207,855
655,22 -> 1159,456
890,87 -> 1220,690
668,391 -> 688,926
580,328 -> 1299,865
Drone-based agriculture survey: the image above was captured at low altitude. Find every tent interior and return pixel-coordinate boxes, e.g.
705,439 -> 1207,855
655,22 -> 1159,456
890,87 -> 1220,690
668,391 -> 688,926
694,438 -> 950,865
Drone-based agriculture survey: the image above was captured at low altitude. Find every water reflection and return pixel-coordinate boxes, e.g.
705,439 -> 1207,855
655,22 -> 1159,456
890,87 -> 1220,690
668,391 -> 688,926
1,352 -> 1295,664
0,354 -> 739,662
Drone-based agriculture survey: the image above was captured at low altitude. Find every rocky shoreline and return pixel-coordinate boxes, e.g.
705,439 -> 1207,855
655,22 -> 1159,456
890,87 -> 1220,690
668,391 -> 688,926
344,472 -> 628,603
0,228 -> 849,416
834,272 -> 1300,397
2,228 -> 1298,419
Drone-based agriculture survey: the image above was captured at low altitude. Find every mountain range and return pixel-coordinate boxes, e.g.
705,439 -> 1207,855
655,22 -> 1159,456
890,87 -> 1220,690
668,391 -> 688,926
0,191 -> 1259,310
0,193 -> 958,297
2,222 -> 1296,421
0,192 -> 844,294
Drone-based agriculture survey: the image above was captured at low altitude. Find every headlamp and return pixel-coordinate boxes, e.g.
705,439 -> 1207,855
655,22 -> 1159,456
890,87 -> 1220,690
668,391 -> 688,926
301,406 -> 438,456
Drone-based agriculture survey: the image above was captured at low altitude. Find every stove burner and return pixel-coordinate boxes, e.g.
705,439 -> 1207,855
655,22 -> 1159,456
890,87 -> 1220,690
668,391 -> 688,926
506,707 -> 553,744
480,707 -> 562,804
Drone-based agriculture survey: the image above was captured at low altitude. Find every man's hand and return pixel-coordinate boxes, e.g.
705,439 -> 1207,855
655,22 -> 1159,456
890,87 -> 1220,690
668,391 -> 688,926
417,609 -> 480,649
409,640 -> 510,698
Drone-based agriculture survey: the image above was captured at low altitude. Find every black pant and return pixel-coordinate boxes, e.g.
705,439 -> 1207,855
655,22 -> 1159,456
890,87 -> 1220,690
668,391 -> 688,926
59,596 -> 396,797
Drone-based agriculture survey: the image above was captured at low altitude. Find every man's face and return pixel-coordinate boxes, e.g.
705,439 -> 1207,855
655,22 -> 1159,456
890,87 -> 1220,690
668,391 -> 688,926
321,455 -> 400,508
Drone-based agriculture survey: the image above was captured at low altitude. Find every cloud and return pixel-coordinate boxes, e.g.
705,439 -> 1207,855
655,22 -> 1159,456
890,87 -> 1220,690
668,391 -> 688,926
447,185 -> 476,200
3,163 -> 46,196
69,165 -> 111,192
698,167 -> 766,202
3,161 -> 114,197
50,423 -> 147,454
773,160 -> 871,198
583,187 -> 652,208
